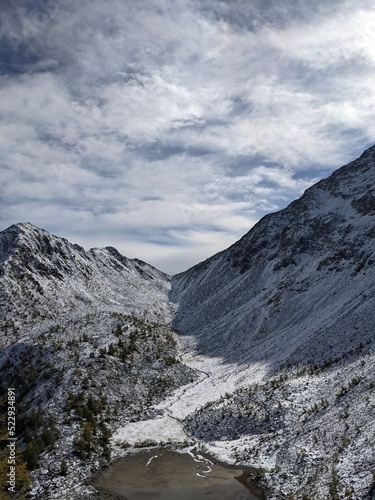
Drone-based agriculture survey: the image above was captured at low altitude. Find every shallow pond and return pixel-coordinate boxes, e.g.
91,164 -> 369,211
91,448 -> 264,500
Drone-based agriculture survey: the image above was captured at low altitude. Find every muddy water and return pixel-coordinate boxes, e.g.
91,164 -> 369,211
91,448 -> 264,500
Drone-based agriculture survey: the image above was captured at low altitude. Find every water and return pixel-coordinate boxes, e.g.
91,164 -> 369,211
91,448 -> 263,500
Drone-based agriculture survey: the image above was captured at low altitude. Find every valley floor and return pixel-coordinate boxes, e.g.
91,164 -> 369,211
2,315 -> 374,500
112,339 -> 268,447
110,334 -> 374,500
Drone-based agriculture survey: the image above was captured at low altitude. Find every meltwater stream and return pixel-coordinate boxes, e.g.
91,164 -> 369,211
91,448 -> 263,500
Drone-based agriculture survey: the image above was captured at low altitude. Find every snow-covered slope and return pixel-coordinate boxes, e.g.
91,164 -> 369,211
171,144 -> 375,369
0,223 -> 196,499
1,222 -> 173,337
170,144 -> 375,499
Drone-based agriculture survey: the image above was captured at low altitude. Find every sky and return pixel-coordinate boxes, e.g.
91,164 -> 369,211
1,0 -> 375,275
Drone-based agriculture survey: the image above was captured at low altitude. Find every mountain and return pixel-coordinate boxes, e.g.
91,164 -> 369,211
0,222 -> 196,499
171,144 -> 375,499
171,144 -> 375,368
0,221 -> 173,332
0,145 -> 374,499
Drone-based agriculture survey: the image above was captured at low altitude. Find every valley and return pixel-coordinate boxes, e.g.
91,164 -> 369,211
1,145 -> 375,499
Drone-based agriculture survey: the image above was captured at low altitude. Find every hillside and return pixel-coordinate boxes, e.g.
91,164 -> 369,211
0,223 -> 196,498
170,144 -> 375,498
171,145 -> 375,369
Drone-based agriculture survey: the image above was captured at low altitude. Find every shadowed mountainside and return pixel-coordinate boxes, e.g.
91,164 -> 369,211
171,144 -> 375,369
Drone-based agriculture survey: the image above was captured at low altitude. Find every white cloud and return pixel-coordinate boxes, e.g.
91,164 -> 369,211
1,0 -> 375,273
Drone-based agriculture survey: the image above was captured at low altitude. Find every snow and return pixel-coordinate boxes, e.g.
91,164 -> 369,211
112,347 -> 268,446
112,415 -> 188,445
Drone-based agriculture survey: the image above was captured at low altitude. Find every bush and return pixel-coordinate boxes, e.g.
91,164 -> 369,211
60,460 -> 69,476
24,442 -> 40,470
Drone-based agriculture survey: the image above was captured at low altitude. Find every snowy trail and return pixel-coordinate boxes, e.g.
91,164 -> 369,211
112,337 -> 267,447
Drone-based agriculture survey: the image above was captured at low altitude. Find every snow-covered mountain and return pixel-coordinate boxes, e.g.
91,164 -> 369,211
0,221 -> 173,333
171,144 -> 375,369
0,222 -> 195,498
170,144 -> 375,499
0,145 -> 374,499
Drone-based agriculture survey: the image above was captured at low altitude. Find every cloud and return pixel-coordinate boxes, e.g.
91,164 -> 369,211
1,0 -> 375,273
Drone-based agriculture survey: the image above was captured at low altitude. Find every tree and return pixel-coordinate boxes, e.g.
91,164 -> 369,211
0,447 -> 31,499
329,467 -> 339,499
24,442 -> 39,470
60,460 -> 69,476
74,422 -> 93,460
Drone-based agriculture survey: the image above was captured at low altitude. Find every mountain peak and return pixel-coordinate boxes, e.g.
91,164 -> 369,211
6,221 -> 43,237
0,222 -> 173,325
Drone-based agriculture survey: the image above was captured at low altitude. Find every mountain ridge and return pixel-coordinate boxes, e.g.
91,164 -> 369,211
0,221 -> 173,336
170,144 -> 375,369
172,144 -> 375,278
